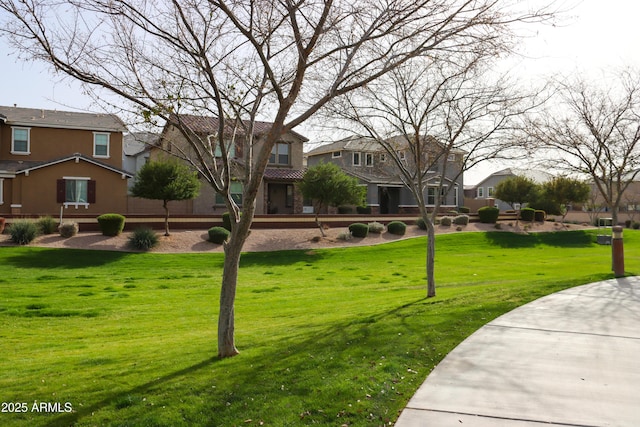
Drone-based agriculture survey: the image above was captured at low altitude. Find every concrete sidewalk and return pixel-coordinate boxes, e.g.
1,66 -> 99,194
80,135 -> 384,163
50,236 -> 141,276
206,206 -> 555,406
395,277 -> 640,426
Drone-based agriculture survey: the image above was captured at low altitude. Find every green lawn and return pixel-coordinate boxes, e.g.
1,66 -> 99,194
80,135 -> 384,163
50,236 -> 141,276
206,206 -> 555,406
0,229 -> 637,426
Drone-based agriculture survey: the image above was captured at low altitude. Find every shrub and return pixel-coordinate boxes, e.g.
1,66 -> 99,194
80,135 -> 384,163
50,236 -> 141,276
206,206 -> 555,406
494,223 -> 503,230
534,210 -> 546,222
520,207 -> 535,222
337,232 -> 352,241
129,227 -> 159,251
97,214 -> 126,236
356,206 -> 372,214
459,206 -> 470,214
453,214 -> 469,225
448,210 -> 458,215
222,212 -> 232,231
208,226 -> 230,244
338,206 -> 353,214
8,220 -> 38,245
415,217 -> 428,230
37,216 -> 58,235
477,206 -> 499,223
625,219 -> 632,228
633,222 -> 640,230
440,216 -> 452,226
59,222 -> 79,238
368,221 -> 385,234
387,221 -> 406,235
348,223 -> 369,238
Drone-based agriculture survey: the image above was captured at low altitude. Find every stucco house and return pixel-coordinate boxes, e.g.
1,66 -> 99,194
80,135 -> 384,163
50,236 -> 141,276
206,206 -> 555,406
157,115 -> 308,215
0,105 -> 132,217
306,135 -> 464,214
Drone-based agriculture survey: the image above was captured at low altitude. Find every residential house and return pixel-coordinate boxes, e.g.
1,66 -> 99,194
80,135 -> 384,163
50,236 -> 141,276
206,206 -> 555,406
0,105 -> 132,217
466,167 -> 552,211
157,115 -> 308,215
305,135 -> 464,214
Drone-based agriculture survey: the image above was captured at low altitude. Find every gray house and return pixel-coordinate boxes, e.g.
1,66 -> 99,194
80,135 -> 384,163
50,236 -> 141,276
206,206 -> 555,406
306,135 -> 464,214
468,167 -> 552,211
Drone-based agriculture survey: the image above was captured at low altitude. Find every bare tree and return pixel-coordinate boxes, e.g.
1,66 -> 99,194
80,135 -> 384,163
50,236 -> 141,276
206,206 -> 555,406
328,53 -> 542,297
1,0 -> 557,357
525,68 -> 640,225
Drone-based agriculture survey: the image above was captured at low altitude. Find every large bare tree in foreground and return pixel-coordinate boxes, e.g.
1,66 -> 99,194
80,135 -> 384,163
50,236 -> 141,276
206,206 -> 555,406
1,0 -> 556,357
329,54 -> 542,297
525,68 -> 640,225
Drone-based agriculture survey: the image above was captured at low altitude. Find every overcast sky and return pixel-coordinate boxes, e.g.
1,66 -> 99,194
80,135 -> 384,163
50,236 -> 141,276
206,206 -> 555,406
1,0 -> 638,184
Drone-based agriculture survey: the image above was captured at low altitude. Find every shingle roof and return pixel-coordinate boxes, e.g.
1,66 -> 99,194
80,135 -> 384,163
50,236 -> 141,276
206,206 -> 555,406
263,168 -> 305,181
0,106 -> 126,132
174,114 -> 308,142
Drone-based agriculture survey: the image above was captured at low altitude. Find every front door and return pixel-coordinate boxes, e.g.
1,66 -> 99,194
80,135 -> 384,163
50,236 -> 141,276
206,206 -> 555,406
379,186 -> 400,214
267,183 -> 294,214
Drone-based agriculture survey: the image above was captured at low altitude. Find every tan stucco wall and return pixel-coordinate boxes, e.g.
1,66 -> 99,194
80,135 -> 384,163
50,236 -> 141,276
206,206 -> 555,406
13,160 -> 128,216
0,125 -> 124,169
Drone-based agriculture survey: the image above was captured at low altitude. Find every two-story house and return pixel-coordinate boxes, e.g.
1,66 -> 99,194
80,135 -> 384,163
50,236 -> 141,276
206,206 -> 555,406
157,115 -> 308,215
0,106 -> 132,216
466,168 -> 552,211
306,135 -> 464,214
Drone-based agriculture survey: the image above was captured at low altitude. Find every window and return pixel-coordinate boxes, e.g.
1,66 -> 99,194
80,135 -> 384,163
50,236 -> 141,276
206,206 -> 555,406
477,187 -> 484,198
215,141 -> 236,158
380,153 -> 387,162
398,151 -> 406,161
352,152 -> 361,166
365,153 -> 374,167
286,184 -> 294,208
427,187 -> 446,205
487,186 -> 495,197
332,151 -> 342,158
93,133 -> 110,158
57,178 -> 96,206
11,127 -> 30,154
447,153 -> 456,162
216,181 -> 243,205
269,142 -> 290,165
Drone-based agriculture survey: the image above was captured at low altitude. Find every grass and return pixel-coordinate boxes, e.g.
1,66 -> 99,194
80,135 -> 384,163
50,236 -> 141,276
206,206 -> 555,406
0,229 -> 638,426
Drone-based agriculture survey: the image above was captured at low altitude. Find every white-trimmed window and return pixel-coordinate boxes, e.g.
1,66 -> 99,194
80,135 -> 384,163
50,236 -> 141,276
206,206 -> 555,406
57,177 -> 95,207
93,132 -> 110,158
487,186 -> 495,197
269,142 -> 290,165
11,127 -> 30,154
365,152 -> 374,167
332,151 -> 342,158
427,186 -> 447,205
352,152 -> 361,166
477,187 -> 484,198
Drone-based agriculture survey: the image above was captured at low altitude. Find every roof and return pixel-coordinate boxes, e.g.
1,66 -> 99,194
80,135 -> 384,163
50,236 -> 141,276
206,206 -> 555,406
478,168 -> 552,185
0,105 -> 126,132
306,134 -> 466,157
0,153 -> 133,178
124,132 -> 159,156
263,168 -> 305,181
173,114 -> 309,142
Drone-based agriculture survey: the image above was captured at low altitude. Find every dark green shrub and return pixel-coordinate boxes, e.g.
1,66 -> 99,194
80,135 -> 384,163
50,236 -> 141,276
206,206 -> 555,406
37,216 -> 58,235
8,220 -> 38,245
520,207 -> 535,222
222,212 -> 232,231
534,210 -> 546,222
459,206 -> 470,214
440,216 -> 452,226
368,221 -> 385,234
356,206 -> 372,214
453,214 -> 469,225
633,222 -> 640,230
59,222 -> 79,238
348,223 -> 369,238
448,210 -> 458,215
129,227 -> 159,251
387,221 -> 406,235
625,219 -> 632,228
338,206 -> 354,214
478,206 -> 499,223
416,217 -> 427,230
97,214 -> 126,236
208,226 -> 230,244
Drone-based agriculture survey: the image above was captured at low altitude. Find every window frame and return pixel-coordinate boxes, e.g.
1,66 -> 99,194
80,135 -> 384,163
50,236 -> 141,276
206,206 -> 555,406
93,132 -> 110,158
11,127 -> 31,155
487,186 -> 495,197
215,181 -> 243,206
332,151 -> 342,158
365,152 -> 374,167
269,142 -> 290,165
352,152 -> 362,166
58,177 -> 96,208
477,187 -> 484,198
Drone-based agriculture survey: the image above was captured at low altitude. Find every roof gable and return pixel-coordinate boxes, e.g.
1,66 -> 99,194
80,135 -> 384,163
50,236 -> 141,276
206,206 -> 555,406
11,153 -> 133,178
0,106 -> 126,132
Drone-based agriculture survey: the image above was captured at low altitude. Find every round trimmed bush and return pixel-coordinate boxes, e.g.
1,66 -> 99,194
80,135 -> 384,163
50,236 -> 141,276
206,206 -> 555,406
453,214 -> 469,226
97,214 -> 126,236
348,223 -> 369,238
416,217 -> 427,230
208,226 -> 230,244
440,216 -> 452,226
129,227 -> 159,251
8,220 -> 38,245
534,210 -> 546,222
59,222 -> 79,238
520,207 -> 535,222
478,206 -> 499,223
368,221 -> 385,234
387,221 -> 406,236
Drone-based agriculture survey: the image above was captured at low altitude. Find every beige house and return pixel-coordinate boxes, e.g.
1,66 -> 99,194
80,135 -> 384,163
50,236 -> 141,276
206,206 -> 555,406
0,106 -> 132,216
156,115 -> 308,215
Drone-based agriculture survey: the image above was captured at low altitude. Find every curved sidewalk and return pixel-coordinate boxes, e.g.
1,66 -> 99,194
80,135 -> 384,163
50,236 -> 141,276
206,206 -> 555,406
395,277 -> 640,426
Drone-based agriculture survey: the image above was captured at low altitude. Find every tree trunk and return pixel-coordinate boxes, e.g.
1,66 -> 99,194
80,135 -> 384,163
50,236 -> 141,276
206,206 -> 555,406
163,200 -> 170,236
314,212 -> 326,237
425,217 -> 436,298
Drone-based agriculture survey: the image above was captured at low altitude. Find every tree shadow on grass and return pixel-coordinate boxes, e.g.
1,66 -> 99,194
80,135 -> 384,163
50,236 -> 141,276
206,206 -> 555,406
484,230 -> 595,249
1,247 -> 130,269
240,247 -> 328,267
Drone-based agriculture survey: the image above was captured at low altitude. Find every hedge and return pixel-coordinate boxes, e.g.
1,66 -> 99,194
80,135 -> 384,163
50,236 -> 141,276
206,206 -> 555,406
478,206 -> 499,223
348,223 -> 369,238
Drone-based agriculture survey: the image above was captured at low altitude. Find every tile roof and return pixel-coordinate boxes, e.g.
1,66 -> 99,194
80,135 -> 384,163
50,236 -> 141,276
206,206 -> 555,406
263,168 -> 306,181
0,154 -> 133,177
0,106 -> 126,132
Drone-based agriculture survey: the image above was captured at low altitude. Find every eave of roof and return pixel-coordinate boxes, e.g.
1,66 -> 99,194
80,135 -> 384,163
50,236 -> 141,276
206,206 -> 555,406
0,106 -> 126,132
12,153 -> 134,178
